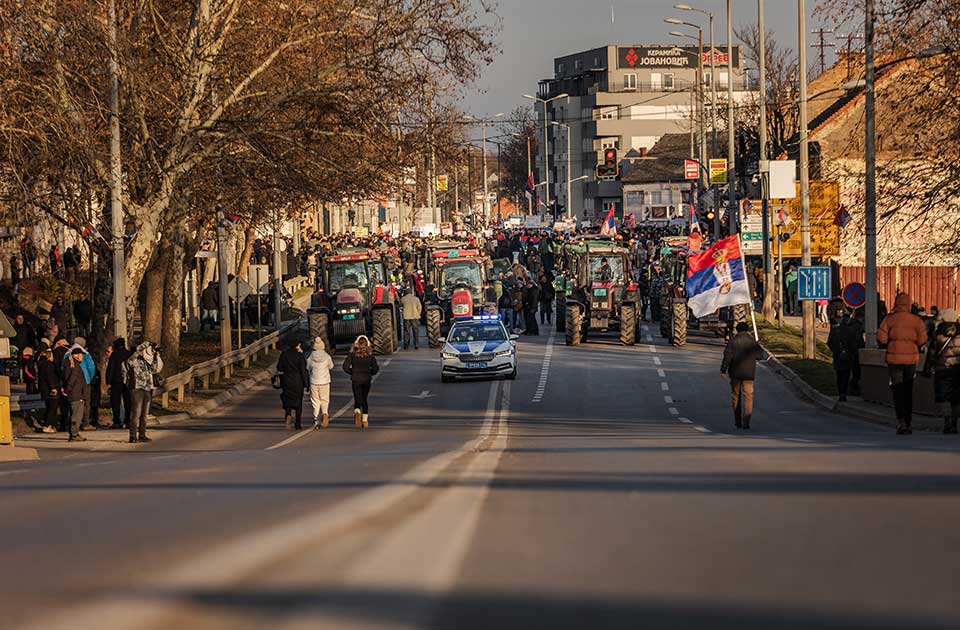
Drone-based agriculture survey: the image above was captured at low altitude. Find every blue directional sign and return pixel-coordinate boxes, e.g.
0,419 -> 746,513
798,266 -> 832,301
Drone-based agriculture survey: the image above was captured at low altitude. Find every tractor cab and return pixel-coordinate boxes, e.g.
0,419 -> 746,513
424,248 -> 490,347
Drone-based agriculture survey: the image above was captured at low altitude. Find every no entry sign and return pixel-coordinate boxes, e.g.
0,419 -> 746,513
843,282 -> 866,309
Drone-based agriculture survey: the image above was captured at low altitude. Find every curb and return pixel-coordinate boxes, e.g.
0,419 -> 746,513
150,366 -> 275,426
0,444 -> 39,462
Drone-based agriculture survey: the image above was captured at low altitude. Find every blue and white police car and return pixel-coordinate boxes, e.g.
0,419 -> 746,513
440,315 -> 517,382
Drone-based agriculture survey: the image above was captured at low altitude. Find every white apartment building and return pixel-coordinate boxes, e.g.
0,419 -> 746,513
534,44 -> 752,220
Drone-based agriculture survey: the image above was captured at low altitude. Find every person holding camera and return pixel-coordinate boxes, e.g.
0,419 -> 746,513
122,342 -> 164,443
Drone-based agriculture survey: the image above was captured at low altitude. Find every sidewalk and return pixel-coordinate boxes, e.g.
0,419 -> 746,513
782,315 -> 830,343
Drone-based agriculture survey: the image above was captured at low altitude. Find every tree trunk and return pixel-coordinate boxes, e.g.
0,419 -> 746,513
237,224 -> 255,280
142,251 -> 166,345
160,235 -> 186,376
88,245 -> 113,365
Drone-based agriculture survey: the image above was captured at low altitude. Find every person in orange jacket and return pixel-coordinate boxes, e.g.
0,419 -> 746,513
878,293 -> 929,434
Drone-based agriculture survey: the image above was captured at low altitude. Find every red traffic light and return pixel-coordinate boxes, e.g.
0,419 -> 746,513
604,148 -> 617,166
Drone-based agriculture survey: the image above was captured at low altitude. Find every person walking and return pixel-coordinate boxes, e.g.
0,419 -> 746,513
307,337 -> 334,430
122,341 -> 163,443
63,347 -> 88,442
498,273 -> 516,331
343,335 -> 379,429
66,337 -> 97,431
539,272 -> 555,326
276,340 -> 308,430
201,282 -> 219,330
828,313 -> 859,402
877,293 -> 929,435
36,348 -> 60,434
924,308 -> 960,434
720,322 -> 767,430
522,277 -> 540,336
400,288 -> 422,350
105,337 -> 132,429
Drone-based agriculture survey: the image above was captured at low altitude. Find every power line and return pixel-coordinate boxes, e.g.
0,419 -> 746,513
811,28 -> 835,77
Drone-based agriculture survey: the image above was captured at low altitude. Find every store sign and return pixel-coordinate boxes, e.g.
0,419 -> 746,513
709,159 -> 727,185
436,175 -> 448,192
684,160 -> 700,180
617,45 -> 739,69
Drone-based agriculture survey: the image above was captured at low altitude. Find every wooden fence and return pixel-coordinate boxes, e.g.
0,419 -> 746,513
840,266 -> 959,312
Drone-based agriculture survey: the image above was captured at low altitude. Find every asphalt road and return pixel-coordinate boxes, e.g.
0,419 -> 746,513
4,322 -> 960,630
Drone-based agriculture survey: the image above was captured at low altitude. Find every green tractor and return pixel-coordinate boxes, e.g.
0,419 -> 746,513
555,237 -> 639,346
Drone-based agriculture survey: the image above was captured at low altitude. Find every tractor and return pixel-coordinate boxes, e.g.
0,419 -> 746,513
555,237 -> 640,346
307,248 -> 399,355
423,248 -> 491,348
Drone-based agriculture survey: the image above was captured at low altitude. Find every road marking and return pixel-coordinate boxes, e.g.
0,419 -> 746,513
532,327 -> 556,403
649,345 -> 657,353
668,407 -> 679,415
653,357 -> 662,365
660,382 -> 669,391
694,426 -> 712,434
409,390 -> 436,400
33,379 -> 508,630
784,437 -> 814,444
664,395 -> 673,404
266,358 -> 392,450
147,455 -> 182,461
657,369 -> 666,378
0,469 -> 30,477
678,417 -> 693,424
75,460 -> 120,468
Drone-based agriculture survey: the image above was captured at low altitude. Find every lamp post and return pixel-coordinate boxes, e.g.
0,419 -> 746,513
674,4 -> 717,157
667,23 -> 707,201
524,93 -> 569,221
551,121 -> 574,219
798,0 -> 814,359
514,131 -> 534,215
758,0 -> 775,322
725,0 -> 737,234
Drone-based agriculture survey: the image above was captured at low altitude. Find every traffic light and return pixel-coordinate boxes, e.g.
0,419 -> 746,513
596,148 -> 619,180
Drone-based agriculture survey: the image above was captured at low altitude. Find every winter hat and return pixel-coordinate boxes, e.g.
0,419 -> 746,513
940,308 -> 958,323
74,336 -> 86,348
21,347 -> 33,357
70,347 -> 84,357
313,336 -> 325,351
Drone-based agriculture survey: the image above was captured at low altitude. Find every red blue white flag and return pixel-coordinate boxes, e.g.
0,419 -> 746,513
600,205 -> 616,236
685,234 -> 752,318
524,173 -> 535,201
834,205 -> 852,228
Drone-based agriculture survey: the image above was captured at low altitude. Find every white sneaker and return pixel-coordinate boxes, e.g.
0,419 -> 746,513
42,425 -> 56,434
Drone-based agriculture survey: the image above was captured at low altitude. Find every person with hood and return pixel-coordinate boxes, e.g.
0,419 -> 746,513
63,347 -> 88,442
105,337 -> 132,429
65,337 -> 97,431
924,308 -> 960,434
36,348 -> 60,433
122,341 -> 163,443
20,347 -> 38,394
342,335 -> 378,429
828,313 -> 860,402
276,340 -> 308,430
307,337 -> 335,430
877,293 -> 929,435
721,322 -> 768,430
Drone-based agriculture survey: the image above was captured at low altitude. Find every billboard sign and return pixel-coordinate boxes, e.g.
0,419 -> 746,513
709,159 -> 727,185
618,45 -> 740,69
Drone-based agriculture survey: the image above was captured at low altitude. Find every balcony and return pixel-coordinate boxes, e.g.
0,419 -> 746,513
603,79 -> 756,94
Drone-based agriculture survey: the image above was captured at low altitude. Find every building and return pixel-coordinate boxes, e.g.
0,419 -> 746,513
534,44 -> 751,220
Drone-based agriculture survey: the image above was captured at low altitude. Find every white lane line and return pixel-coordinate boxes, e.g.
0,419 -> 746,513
649,345 -> 658,353
0,469 -> 30,477
694,426 -> 712,434
266,358 -> 392,450
653,357 -> 662,366
657,369 -> 666,378
664,395 -> 674,404
147,455 -> 182,461
532,327 -> 556,403
668,407 -> 679,415
75,460 -> 121,468
678,417 -> 694,424
784,437 -> 814,444
33,380 -> 508,630
660,382 -> 670,391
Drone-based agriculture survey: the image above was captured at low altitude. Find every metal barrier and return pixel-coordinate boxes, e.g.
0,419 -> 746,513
283,275 -> 310,295
11,393 -> 43,414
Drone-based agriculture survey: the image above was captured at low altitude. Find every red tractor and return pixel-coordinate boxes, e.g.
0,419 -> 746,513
424,248 -> 491,348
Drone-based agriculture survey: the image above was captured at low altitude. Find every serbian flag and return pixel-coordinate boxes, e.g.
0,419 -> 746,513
524,173 -> 535,201
685,234 -> 752,318
600,205 -> 616,236
834,205 -> 852,228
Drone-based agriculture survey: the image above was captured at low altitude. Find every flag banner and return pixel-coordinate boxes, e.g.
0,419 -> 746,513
685,234 -> 752,319
524,173 -> 535,200
600,205 -> 616,236
834,205 -> 852,228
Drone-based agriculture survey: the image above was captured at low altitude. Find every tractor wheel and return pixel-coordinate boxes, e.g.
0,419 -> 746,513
565,304 -> 583,346
733,304 -> 750,326
308,310 -> 332,352
671,301 -> 688,347
555,294 -> 566,333
620,303 -> 637,346
426,306 -> 443,348
659,298 -> 670,338
371,308 -> 395,356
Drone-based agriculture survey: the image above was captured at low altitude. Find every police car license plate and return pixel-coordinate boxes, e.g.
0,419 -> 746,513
342,314 -> 356,320
466,362 -> 487,369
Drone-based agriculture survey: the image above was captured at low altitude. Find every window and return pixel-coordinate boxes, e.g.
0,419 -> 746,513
651,73 -> 662,90
624,73 -> 637,91
558,62 -> 565,75
600,106 -> 618,120
594,56 -> 602,68
662,73 -> 675,89
703,73 -> 712,88
600,138 -> 620,151
648,190 -> 662,204
720,72 -> 729,87
574,59 -> 582,70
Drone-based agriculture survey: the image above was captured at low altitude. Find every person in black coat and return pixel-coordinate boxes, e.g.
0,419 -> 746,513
828,314 -> 860,402
522,278 -> 540,336
720,322 -> 767,430
106,337 -> 132,429
342,335 -> 379,429
276,341 -> 308,430
36,349 -> 60,433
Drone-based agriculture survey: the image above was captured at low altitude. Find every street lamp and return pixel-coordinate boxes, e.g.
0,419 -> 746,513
674,4 -> 718,158
551,121 -> 575,219
513,131 -> 534,215
464,113 -> 504,222
667,23 -> 707,202
524,93 -> 569,220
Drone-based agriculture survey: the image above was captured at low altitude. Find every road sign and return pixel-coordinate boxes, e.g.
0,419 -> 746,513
798,266 -> 832,301
754,181 -> 841,258
843,282 -> 867,309
436,175 -> 448,192
684,160 -> 699,180
709,159 -> 727,184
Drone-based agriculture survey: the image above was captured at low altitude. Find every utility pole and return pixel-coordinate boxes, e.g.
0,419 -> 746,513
758,0 -> 775,322
273,217 -> 283,328
107,0 -> 127,342
497,142 -> 503,221
837,33 -> 864,82
811,28 -> 835,77
482,122 -> 490,221
726,0 -> 737,234
696,28 -> 707,211
864,0 -> 878,348
798,0 -> 815,359
526,134 -> 533,215
708,13 -> 718,158
466,149 -> 474,227
396,109 -> 404,234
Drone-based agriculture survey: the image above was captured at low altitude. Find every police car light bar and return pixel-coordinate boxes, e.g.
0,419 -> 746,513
470,314 -> 501,322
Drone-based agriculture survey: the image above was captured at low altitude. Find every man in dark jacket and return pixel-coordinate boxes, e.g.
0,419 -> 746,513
12,313 -> 36,354
63,347 -> 88,441
201,282 -> 219,330
828,314 -> 860,402
720,322 -> 767,430
276,341 -> 308,430
106,337 -> 132,429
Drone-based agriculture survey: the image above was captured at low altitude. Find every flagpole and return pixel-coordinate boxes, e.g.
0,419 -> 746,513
736,233 -> 760,341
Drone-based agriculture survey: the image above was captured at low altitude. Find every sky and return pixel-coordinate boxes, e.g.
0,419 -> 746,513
465,0 -> 844,117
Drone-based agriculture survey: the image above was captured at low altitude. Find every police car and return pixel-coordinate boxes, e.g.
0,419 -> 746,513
440,315 -> 517,382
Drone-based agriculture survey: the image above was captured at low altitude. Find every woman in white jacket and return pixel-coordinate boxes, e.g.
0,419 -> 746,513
307,336 -> 335,429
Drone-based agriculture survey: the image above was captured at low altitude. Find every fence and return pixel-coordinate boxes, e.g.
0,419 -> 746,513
283,275 -> 310,295
840,266 -> 959,312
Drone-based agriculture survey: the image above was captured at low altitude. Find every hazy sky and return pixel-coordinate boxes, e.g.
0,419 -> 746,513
465,0 -> 844,117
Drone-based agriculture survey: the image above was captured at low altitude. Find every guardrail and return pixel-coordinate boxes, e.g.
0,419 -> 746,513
152,318 -> 300,410
283,275 -> 310,295
11,393 -> 43,414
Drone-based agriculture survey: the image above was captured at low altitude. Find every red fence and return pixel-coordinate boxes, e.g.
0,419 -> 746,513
841,266 -> 960,311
